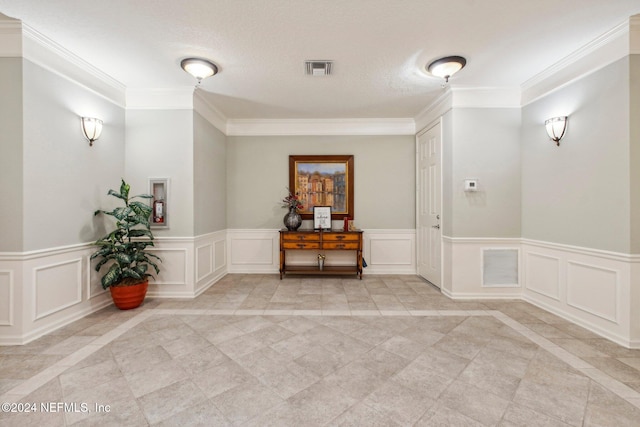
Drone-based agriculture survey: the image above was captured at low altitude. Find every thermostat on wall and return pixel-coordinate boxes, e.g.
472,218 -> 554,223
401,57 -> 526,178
464,179 -> 478,192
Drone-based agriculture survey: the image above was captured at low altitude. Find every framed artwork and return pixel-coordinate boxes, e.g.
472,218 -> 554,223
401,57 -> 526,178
289,155 -> 354,220
313,206 -> 332,230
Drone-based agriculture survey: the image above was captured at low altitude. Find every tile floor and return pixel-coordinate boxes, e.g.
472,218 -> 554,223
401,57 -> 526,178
1,274 -> 640,426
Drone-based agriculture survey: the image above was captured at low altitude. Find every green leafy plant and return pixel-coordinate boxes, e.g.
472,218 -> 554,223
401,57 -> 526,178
90,179 -> 161,289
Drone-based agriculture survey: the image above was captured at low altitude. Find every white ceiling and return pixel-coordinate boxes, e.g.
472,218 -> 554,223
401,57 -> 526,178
1,0 -> 639,120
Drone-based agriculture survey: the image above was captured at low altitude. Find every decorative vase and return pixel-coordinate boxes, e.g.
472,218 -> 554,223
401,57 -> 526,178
109,280 -> 148,310
283,206 -> 302,231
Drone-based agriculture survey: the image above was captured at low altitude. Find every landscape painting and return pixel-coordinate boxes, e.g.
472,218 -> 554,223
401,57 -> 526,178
289,155 -> 354,220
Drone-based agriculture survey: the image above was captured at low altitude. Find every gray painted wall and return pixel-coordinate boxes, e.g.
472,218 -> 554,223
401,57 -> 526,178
22,60 -> 126,251
194,111 -> 227,235
125,109 -> 194,237
226,135 -> 415,229
630,54 -> 640,254
0,58 -> 23,252
521,57 -> 631,253
445,108 -> 522,238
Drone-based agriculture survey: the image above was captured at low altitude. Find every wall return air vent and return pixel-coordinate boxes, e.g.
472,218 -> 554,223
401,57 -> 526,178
305,60 -> 333,76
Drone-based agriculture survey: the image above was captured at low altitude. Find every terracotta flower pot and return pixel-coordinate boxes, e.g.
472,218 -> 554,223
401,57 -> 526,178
109,280 -> 148,310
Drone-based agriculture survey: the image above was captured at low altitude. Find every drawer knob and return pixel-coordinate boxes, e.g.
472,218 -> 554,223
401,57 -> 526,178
297,243 -> 306,248
336,235 -> 345,240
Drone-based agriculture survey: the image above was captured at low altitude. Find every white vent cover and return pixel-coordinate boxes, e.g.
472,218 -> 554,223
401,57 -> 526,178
305,61 -> 333,76
482,249 -> 519,287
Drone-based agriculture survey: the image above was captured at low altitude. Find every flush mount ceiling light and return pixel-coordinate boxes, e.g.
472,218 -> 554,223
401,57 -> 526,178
545,116 -> 568,146
81,117 -> 103,146
305,60 -> 333,76
426,56 -> 467,83
180,58 -> 219,84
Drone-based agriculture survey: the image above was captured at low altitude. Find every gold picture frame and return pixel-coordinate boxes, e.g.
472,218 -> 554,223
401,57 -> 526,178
289,155 -> 354,220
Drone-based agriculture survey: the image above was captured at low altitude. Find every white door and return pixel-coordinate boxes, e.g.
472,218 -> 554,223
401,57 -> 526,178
417,122 -> 442,287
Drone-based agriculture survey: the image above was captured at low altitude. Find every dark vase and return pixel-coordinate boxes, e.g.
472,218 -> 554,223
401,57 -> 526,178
283,206 -> 302,231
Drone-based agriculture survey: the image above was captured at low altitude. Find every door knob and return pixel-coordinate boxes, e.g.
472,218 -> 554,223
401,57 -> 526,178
432,224 -> 440,229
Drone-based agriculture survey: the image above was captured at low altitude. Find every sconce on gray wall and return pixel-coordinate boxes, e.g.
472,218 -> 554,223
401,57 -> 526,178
545,116 -> 567,146
81,117 -> 103,146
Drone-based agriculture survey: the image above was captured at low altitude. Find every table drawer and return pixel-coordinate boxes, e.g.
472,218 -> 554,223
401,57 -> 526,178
323,242 -> 360,250
323,233 -> 360,242
282,242 -> 321,250
282,233 -> 321,242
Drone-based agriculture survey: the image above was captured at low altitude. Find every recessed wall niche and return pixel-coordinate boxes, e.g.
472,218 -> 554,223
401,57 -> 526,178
149,178 -> 169,229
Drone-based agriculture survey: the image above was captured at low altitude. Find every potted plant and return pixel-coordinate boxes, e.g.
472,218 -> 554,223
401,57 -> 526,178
90,179 -> 161,309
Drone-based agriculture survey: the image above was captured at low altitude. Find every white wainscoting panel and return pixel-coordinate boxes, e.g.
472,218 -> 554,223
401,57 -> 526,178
196,243 -> 213,282
0,244 -> 113,345
2,232 -> 637,348
215,239 -> 226,271
363,230 -> 415,274
194,231 -> 227,296
522,240 -> 633,348
33,258 -> 83,320
88,255 -> 108,299
228,230 -> 279,273
146,239 -> 195,298
566,261 -> 618,323
226,229 -> 416,275
151,248 -> 188,286
233,239 -> 274,265
524,252 -> 561,301
441,237 -> 522,299
0,271 -> 13,326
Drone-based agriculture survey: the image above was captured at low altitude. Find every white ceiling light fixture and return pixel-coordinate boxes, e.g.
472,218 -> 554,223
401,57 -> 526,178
180,58 -> 219,84
545,116 -> 568,146
426,56 -> 467,83
305,60 -> 333,76
80,117 -> 103,146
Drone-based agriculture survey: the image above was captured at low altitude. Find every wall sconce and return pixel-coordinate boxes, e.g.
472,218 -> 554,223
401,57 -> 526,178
180,58 -> 219,84
81,117 -> 103,146
545,116 -> 568,146
426,56 -> 467,83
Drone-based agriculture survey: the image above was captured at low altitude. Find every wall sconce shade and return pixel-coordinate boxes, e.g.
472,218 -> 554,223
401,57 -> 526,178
545,116 -> 567,146
426,56 -> 467,83
81,117 -> 103,146
180,58 -> 218,83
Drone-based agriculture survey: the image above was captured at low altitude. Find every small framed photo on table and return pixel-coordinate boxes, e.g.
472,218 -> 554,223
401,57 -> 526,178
313,206 -> 331,230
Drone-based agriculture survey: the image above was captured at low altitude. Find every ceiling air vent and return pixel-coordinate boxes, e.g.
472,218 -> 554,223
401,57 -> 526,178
305,60 -> 333,76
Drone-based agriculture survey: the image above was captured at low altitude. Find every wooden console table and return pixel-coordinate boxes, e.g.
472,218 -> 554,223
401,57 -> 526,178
279,229 -> 363,279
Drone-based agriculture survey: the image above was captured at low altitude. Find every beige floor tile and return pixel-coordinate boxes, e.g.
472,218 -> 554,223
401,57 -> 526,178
152,398 -> 231,427
363,380 -> 435,424
137,379 -> 207,424
211,381 -> 284,425
328,401 -> 403,427
3,274 -> 640,426
192,359 -> 257,398
414,402 -> 485,426
439,379 -> 510,425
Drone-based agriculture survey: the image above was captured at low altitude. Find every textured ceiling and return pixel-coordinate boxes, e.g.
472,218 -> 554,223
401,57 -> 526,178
1,0 -> 639,119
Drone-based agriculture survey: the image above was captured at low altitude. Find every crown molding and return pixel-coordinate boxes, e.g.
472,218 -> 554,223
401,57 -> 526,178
126,87 -> 194,110
451,87 -> 521,108
21,24 -> 126,107
0,16 -> 126,106
414,89 -> 452,132
630,15 -> 640,54
193,91 -> 228,134
0,16 -> 22,56
226,118 -> 415,136
521,18 -> 631,105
